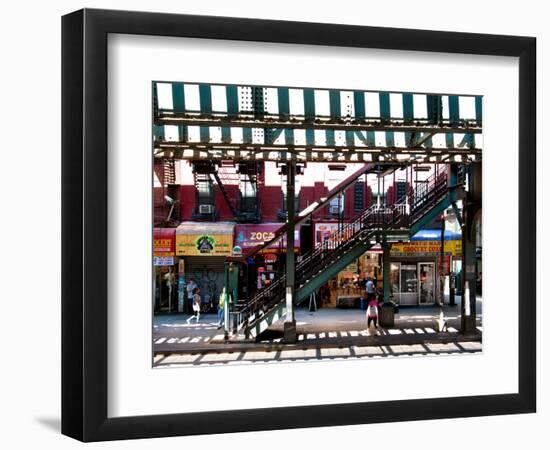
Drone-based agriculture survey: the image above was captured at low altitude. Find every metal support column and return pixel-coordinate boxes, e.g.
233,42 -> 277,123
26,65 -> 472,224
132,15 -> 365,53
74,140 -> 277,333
382,241 -> 391,303
439,213 -> 446,306
460,163 -> 480,334
224,262 -> 230,338
284,161 -> 297,343
229,262 -> 239,334
461,220 -> 477,333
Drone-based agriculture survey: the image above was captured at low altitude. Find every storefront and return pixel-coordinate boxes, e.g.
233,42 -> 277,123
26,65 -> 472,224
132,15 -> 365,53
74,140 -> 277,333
176,222 -> 235,312
234,223 -> 300,298
153,228 -> 178,313
389,229 -> 462,305
314,222 -> 382,307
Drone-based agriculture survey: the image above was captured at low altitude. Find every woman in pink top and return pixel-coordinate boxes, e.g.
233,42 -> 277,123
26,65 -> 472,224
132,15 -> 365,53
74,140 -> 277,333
366,298 -> 379,329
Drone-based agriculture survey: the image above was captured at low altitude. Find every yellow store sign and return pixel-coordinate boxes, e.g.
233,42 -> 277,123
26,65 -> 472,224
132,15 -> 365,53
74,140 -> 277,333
390,240 -> 462,257
175,222 -> 235,256
176,233 -> 233,256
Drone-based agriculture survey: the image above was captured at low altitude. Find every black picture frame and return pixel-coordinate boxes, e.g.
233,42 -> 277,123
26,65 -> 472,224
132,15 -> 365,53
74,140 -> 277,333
62,8 -> 536,442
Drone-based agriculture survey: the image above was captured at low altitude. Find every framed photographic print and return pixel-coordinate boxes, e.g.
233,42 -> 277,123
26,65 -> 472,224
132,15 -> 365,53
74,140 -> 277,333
62,8 -> 536,442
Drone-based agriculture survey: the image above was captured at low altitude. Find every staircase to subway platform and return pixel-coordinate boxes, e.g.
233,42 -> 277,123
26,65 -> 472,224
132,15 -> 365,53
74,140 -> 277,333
229,165 -> 463,339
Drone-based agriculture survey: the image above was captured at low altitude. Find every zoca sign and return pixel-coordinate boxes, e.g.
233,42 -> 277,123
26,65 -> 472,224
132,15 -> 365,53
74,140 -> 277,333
153,256 -> 175,266
250,231 -> 276,242
234,224 -> 300,250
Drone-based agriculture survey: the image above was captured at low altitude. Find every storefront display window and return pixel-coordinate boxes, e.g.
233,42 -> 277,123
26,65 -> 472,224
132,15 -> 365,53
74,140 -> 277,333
419,262 -> 435,304
390,263 -> 400,295
400,264 -> 418,294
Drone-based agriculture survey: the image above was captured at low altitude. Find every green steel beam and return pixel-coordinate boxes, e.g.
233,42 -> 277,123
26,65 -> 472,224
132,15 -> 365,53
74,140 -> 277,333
199,84 -> 212,143
403,93 -> 414,146
329,90 -> 341,119
172,83 -> 185,113
296,240 -> 374,303
155,115 -> 482,134
475,96 -> 483,123
410,196 -> 452,236
278,87 -> 294,145
353,91 -> 366,120
153,125 -> 165,141
303,88 -> 316,146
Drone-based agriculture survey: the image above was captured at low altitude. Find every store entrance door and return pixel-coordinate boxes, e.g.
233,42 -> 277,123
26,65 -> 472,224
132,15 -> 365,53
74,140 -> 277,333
418,262 -> 435,304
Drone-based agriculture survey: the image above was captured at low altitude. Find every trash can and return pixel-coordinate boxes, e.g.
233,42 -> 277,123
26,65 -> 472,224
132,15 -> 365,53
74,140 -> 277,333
360,298 -> 367,310
379,303 -> 395,327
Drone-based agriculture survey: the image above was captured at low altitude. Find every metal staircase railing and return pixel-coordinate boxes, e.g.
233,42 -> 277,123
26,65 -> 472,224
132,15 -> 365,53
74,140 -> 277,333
229,163 -> 385,264
231,166 -> 452,336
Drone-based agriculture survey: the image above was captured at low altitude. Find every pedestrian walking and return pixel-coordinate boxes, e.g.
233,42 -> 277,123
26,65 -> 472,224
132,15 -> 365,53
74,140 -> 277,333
366,297 -> 379,331
365,277 -> 376,301
217,287 -> 227,329
186,287 -> 201,324
186,279 -> 197,313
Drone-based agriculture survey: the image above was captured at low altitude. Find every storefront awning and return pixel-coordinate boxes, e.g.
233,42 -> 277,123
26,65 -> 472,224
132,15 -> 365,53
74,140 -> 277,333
175,222 -> 235,256
411,229 -> 462,241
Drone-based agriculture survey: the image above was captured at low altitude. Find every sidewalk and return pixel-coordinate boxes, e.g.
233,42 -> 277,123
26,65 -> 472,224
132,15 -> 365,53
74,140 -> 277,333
153,296 -> 482,357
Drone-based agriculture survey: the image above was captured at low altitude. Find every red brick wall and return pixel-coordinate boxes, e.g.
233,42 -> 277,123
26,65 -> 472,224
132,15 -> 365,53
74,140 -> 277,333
312,182 -> 329,219
179,185 -> 196,220
214,185 -> 240,220
259,185 -> 282,222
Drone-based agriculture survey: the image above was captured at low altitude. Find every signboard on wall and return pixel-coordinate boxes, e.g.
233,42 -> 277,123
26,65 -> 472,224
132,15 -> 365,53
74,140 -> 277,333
390,240 -> 462,257
175,222 -> 234,256
176,234 -> 233,256
153,256 -> 175,266
153,228 -> 176,256
234,223 -> 300,252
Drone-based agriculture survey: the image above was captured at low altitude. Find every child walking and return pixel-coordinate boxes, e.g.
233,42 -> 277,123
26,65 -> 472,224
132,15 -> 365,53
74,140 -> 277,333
366,297 -> 379,331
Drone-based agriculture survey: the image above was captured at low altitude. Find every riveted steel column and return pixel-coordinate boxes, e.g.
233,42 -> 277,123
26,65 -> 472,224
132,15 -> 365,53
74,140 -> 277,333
229,262 -> 240,334
382,241 -> 391,303
439,213 -> 445,306
284,161 -> 297,342
224,262 -> 230,338
461,163 -> 480,334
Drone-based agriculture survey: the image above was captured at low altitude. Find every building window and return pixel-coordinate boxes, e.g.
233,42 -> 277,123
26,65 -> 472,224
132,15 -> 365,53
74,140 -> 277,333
329,193 -> 345,217
196,177 -> 213,204
354,181 -> 365,211
240,179 -> 256,198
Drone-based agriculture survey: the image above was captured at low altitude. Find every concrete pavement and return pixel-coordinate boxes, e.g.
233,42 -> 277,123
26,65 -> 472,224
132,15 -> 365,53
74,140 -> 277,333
153,297 -> 482,366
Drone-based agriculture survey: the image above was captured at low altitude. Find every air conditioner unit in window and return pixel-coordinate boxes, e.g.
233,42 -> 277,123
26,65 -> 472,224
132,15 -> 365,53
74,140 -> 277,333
199,204 -> 214,214
329,205 -> 341,215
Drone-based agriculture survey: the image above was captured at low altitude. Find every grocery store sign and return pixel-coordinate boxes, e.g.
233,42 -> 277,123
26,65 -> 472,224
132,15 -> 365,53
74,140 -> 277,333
390,240 -> 462,256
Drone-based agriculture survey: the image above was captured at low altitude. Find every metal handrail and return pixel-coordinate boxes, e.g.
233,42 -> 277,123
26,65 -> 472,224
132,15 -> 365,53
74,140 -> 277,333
232,166 -> 451,332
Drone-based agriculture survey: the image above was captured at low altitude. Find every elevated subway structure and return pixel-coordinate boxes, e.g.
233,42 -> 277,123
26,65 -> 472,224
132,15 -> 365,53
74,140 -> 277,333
153,82 -> 482,342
